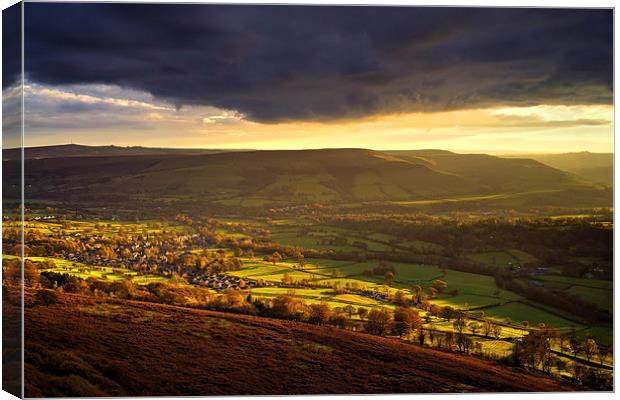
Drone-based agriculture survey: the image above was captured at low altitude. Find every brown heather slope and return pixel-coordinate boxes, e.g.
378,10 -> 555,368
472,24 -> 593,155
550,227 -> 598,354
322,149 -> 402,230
22,292 -> 575,397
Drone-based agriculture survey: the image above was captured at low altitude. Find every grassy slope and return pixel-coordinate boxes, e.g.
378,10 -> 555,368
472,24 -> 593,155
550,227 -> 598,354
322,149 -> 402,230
505,152 -> 613,186
8,147 -> 607,207
387,150 -> 597,192
3,143 -> 231,160
23,292 -> 574,396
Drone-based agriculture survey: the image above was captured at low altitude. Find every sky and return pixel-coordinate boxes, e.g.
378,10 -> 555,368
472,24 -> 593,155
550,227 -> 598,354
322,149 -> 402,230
2,4 -> 614,152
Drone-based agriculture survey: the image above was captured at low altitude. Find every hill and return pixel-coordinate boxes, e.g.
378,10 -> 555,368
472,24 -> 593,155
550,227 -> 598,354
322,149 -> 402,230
22,291 -> 574,396
2,143 -> 234,160
8,148 -> 481,204
3,145 -> 609,208
502,152 -> 613,186
387,150 -> 596,193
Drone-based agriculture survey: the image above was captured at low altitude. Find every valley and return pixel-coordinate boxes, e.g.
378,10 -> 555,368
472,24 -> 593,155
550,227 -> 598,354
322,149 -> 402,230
2,145 -> 614,394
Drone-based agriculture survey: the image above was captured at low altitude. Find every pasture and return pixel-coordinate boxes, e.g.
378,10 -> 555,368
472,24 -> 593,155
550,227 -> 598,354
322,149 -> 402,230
18,255 -> 168,285
566,286 -> 613,312
481,302 -> 584,330
438,270 -> 521,302
467,249 -> 537,268
8,215 -> 613,361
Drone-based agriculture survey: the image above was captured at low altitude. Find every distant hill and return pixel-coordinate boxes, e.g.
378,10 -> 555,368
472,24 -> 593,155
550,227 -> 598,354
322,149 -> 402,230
23,291 -> 573,396
3,145 -> 609,209
502,152 -> 613,186
2,143 -> 235,160
387,150 -> 596,193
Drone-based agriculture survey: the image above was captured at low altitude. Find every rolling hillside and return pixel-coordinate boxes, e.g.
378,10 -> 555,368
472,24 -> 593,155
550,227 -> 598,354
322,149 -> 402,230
503,152 -> 613,186
21,291 -> 575,396
3,145 -> 609,208
387,150 -> 597,193
2,143 -> 233,160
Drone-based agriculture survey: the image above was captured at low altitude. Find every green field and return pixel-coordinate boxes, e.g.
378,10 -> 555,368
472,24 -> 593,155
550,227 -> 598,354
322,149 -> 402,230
270,230 -> 356,252
6,213 -> 613,366
231,260 -> 320,282
13,255 -> 168,284
401,239 -> 444,252
15,219 -> 191,238
440,270 -> 521,301
247,287 -> 390,310
482,302 -> 584,329
432,294 -> 504,309
535,275 -> 613,290
582,324 -> 614,345
467,249 -> 537,268
305,259 -> 444,283
566,286 -> 613,312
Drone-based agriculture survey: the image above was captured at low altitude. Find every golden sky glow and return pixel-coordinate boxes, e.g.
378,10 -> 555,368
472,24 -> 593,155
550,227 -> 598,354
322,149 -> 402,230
8,83 -> 613,153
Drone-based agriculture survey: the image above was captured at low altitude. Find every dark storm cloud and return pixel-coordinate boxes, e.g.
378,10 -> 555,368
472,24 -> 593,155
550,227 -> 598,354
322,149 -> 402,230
2,3 -> 21,90
20,4 -> 612,122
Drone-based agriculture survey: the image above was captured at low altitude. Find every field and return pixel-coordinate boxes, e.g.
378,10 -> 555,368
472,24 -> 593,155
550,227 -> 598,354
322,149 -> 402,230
535,275 -> 613,290
467,249 -> 537,268
12,243 -> 611,348
567,286 -> 613,312
8,219 -> 191,237
532,275 -> 613,313
482,302 -> 585,330
3,207 -> 612,392
269,228 -> 393,253
10,216 -> 610,339
22,291 -> 575,396
16,255 -> 168,285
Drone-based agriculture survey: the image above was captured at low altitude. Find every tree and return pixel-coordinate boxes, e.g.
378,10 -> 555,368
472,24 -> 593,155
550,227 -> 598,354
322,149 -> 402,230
357,307 -> 368,320
392,307 -> 422,338
569,327 -> 581,358
597,345 -> 610,366
291,248 -> 304,263
444,331 -> 455,351
492,324 -> 502,339
411,284 -> 422,295
441,306 -> 455,321
558,333 -> 568,354
281,274 -> 294,286
384,271 -> 394,285
513,330 -> 553,372
329,313 -> 347,329
483,320 -> 493,337
468,322 -> 481,336
456,333 -> 473,353
435,333 -> 445,349
452,318 -> 466,335
343,304 -> 356,318
411,284 -> 423,303
309,302 -> 332,325
366,308 -> 393,336
427,287 -> 438,298
270,252 -> 283,265
393,290 -> 408,306
428,324 -> 436,345
271,295 -> 307,320
583,338 -> 599,362
418,330 -> 425,346
11,244 -> 31,257
432,279 -> 448,292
